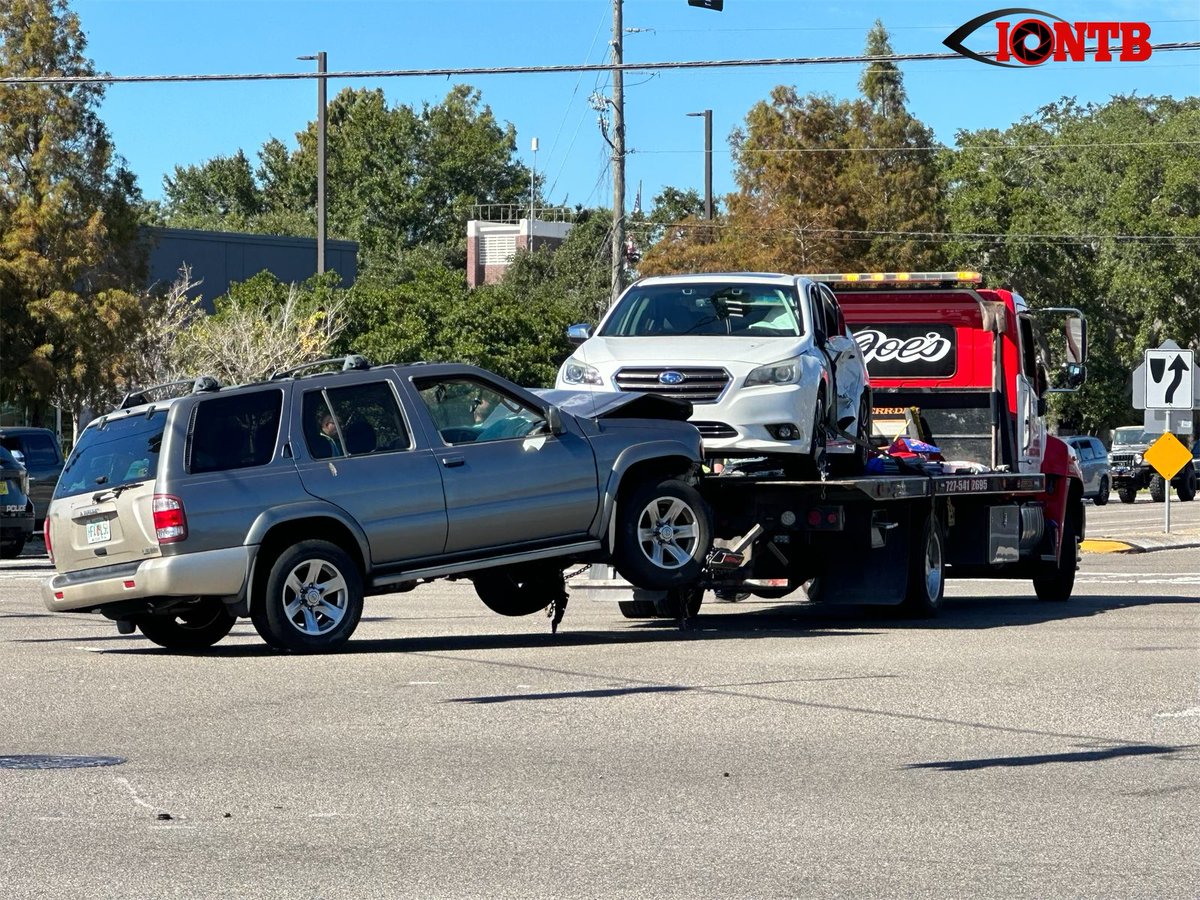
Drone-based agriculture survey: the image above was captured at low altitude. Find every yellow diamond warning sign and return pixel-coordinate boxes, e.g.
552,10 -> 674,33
1142,432 -> 1193,480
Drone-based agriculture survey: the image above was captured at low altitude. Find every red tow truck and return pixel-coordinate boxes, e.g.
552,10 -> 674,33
573,271 -> 1089,619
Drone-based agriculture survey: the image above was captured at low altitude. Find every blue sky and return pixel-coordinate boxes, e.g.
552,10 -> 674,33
77,0 -> 1199,212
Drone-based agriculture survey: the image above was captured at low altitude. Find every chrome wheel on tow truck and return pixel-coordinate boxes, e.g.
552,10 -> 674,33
902,511 -> 944,616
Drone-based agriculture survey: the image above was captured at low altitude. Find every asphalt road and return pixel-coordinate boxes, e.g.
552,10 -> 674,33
1,541 -> 1197,900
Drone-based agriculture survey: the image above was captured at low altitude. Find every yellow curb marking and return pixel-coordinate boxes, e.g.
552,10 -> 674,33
1080,539 -> 1134,554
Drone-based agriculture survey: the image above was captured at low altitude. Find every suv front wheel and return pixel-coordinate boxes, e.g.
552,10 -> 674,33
613,477 -> 711,590
254,540 -> 364,652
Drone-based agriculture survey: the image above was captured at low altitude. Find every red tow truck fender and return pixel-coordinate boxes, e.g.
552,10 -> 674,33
1039,434 -> 1084,557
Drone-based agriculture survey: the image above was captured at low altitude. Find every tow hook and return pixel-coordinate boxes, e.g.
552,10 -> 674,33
546,567 -> 572,634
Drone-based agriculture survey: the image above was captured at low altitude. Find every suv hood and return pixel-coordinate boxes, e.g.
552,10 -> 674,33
536,389 -> 692,422
572,335 -> 805,367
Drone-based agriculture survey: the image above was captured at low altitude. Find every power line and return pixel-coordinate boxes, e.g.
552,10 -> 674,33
633,140 -> 1200,156
625,220 -> 1200,244
2,43 -> 1197,85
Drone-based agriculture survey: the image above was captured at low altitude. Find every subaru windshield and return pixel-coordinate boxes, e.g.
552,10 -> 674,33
599,283 -> 803,338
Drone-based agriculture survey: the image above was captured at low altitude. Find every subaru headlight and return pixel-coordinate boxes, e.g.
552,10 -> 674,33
745,358 -> 801,386
561,357 -> 604,386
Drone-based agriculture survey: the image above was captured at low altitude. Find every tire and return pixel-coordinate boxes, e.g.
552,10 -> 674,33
653,585 -> 704,619
137,600 -> 236,651
1149,473 -> 1166,503
1093,476 -> 1110,507
797,394 -> 829,480
618,600 -> 658,619
1033,507 -> 1079,602
0,536 -> 25,559
1118,485 -> 1138,504
902,511 -> 944,616
829,395 -> 870,477
613,477 -> 711,590
252,540 -> 363,652
1176,467 -> 1196,502
472,564 -> 563,616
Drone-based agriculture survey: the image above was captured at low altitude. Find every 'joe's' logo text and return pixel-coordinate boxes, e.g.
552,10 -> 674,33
945,8 -> 1151,67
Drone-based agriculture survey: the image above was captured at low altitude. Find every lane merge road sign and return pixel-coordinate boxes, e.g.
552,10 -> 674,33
1145,347 -> 1194,410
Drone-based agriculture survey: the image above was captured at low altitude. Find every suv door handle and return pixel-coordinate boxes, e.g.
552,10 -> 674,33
440,454 -> 465,468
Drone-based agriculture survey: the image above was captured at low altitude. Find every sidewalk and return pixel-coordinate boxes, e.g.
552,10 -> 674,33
1081,528 -> 1200,554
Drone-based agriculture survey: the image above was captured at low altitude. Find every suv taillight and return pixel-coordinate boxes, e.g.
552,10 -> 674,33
43,518 -> 53,564
152,494 -> 188,543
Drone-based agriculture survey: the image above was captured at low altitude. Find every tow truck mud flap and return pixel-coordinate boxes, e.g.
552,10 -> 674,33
812,503 -> 912,605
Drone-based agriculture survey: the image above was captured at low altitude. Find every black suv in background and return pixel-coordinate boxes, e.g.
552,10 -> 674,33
0,445 -> 34,557
0,426 -> 65,528
43,358 -> 711,653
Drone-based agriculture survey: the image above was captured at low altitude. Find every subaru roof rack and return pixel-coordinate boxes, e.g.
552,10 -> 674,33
270,354 -> 373,381
119,376 -> 221,410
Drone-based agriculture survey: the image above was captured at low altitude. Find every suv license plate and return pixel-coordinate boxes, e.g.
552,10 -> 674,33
86,520 -> 111,545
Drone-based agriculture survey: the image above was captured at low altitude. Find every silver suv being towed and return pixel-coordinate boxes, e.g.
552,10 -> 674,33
43,359 -> 711,652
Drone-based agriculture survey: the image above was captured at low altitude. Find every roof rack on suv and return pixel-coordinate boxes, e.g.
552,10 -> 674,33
119,376 -> 221,409
270,354 -> 373,381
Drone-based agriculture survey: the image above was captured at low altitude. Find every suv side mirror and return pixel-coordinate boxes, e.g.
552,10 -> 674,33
546,405 -> 567,436
566,323 -> 592,346
814,327 -> 828,349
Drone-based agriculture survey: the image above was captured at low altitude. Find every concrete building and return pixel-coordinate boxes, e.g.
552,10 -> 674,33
466,206 -> 574,288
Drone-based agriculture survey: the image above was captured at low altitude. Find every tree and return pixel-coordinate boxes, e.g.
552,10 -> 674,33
641,22 -> 943,276
158,85 -> 533,270
943,95 -> 1200,432
0,0 -> 147,432
174,272 -> 346,385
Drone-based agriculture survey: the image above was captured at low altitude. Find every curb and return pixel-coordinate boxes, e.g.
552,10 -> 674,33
1081,538 -> 1200,554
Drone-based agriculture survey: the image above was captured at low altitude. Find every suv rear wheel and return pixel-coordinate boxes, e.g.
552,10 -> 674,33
253,540 -> 364,652
0,536 -> 26,559
137,600 -> 236,651
613,477 -> 711,590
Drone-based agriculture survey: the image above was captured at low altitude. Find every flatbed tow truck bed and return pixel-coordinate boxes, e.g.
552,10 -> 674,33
572,467 -> 1073,618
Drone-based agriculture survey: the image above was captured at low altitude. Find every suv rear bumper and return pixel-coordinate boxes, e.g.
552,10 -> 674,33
42,546 -> 252,613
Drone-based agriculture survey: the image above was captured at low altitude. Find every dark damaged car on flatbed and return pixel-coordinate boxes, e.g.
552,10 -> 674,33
42,357 -> 712,652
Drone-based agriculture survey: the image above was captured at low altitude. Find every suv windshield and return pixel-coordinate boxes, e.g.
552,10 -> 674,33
55,414 -> 164,500
1112,427 -> 1148,446
599,283 -> 802,338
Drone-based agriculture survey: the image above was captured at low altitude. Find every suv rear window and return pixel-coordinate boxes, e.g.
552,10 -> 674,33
55,415 -> 164,500
1,432 -> 59,467
188,390 -> 283,474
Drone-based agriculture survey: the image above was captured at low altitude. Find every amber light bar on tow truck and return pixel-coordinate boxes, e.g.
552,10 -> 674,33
808,271 -> 982,285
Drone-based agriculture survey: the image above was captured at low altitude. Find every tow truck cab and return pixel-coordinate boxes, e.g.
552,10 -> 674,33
815,270 -> 1087,568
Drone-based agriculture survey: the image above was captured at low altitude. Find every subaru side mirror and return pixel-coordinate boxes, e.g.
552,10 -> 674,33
566,323 -> 592,346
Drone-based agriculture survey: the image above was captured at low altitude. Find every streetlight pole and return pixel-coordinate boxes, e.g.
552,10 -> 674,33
687,109 -> 713,220
298,52 -> 327,274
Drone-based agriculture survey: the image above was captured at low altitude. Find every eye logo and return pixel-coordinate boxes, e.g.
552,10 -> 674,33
944,8 -> 1152,67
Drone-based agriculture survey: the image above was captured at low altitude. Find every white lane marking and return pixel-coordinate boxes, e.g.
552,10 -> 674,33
1156,707 -> 1200,718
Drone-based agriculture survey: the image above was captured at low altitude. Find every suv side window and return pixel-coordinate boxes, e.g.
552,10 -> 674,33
415,376 -> 546,445
188,390 -> 283,474
302,381 -> 411,459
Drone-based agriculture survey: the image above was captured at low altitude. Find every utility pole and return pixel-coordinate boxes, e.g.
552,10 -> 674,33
530,136 -> 538,253
610,0 -> 625,307
298,51 -> 327,274
687,109 -> 713,219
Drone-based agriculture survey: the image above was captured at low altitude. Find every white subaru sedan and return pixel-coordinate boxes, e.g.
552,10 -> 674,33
556,273 -> 870,476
